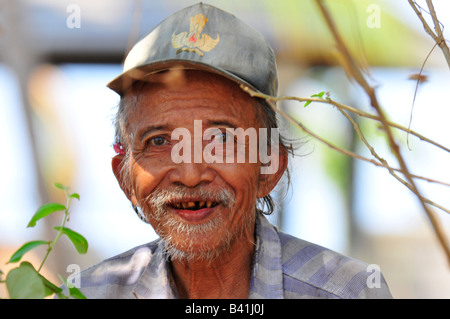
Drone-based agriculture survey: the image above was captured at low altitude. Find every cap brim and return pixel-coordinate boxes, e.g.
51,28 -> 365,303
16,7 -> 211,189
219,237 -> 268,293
107,60 -> 260,96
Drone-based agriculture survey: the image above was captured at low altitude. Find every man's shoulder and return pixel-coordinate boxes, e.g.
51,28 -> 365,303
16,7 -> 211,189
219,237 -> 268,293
277,231 -> 392,299
75,240 -> 161,298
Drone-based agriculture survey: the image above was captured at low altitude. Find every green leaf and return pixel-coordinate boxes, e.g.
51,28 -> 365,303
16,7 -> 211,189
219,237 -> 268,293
58,275 -> 86,299
305,91 -> 326,107
313,91 -> 325,98
39,274 -> 63,297
70,193 -> 80,200
27,203 -> 66,228
68,285 -> 87,299
6,262 -> 46,299
7,240 -> 50,264
54,226 -> 88,254
53,183 -> 69,191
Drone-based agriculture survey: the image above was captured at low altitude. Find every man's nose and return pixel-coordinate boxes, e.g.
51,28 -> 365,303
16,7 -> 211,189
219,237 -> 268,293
169,162 -> 215,187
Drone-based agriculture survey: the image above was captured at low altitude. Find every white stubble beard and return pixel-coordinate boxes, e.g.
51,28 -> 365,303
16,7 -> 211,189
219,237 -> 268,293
140,186 -> 252,262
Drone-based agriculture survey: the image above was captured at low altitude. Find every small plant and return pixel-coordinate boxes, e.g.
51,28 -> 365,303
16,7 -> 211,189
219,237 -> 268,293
0,183 -> 88,299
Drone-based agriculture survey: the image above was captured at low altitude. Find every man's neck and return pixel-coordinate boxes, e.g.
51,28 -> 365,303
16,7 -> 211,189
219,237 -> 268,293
170,233 -> 255,299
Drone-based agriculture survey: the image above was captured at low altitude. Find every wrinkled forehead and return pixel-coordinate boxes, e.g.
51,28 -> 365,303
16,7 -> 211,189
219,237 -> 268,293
124,69 -> 251,98
122,69 -> 263,123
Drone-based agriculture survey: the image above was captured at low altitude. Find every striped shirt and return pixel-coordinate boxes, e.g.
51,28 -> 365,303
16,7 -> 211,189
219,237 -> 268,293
74,212 -> 392,299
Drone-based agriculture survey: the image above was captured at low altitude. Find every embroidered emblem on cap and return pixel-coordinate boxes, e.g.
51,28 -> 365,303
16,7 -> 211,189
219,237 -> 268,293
172,13 -> 220,57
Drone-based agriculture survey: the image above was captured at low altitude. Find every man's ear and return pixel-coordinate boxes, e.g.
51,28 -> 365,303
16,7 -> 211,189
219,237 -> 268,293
257,147 -> 288,198
112,154 -> 138,206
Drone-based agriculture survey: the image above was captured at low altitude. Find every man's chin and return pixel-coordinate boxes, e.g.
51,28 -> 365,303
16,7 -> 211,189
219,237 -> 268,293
158,218 -> 233,262
161,239 -> 230,263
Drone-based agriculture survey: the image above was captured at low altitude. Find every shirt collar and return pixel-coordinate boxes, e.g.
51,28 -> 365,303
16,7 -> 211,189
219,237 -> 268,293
132,239 -> 178,299
132,212 -> 284,299
248,212 -> 284,298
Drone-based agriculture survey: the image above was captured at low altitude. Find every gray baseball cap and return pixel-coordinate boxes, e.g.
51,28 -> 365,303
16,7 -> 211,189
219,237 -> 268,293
107,2 -> 278,97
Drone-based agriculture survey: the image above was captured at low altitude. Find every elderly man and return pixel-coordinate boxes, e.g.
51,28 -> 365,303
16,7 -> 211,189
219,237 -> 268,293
76,3 -> 392,299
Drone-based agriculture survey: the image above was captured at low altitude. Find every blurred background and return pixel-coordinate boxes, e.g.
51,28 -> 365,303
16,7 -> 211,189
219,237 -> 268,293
1,0 -> 449,298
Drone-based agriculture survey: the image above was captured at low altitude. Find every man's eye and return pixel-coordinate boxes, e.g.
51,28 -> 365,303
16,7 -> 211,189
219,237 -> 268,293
212,131 -> 233,144
149,136 -> 168,146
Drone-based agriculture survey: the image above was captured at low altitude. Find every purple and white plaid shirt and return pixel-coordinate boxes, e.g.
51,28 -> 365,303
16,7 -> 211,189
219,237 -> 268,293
73,212 -> 392,299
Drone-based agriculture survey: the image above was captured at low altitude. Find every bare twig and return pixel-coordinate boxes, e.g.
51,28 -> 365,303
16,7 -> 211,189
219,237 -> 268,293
315,0 -> 450,264
426,0 -> 450,66
407,42 -> 439,149
337,107 -> 450,215
408,0 -> 450,68
242,85 -> 450,216
245,91 -> 450,154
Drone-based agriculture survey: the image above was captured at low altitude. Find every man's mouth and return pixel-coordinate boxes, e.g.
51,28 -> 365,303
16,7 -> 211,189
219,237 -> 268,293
168,200 -> 220,223
170,201 -> 219,211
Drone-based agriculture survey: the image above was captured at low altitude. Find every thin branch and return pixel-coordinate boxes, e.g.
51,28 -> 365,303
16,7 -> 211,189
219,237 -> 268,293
407,42 -> 439,150
245,91 -> 450,154
338,107 -> 450,215
242,85 -> 450,215
426,0 -> 450,66
316,0 -> 450,264
408,0 -> 450,69
408,0 -> 440,42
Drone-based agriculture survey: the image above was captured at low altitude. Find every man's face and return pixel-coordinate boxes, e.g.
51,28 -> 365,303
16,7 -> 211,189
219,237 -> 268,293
117,70 -> 280,261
